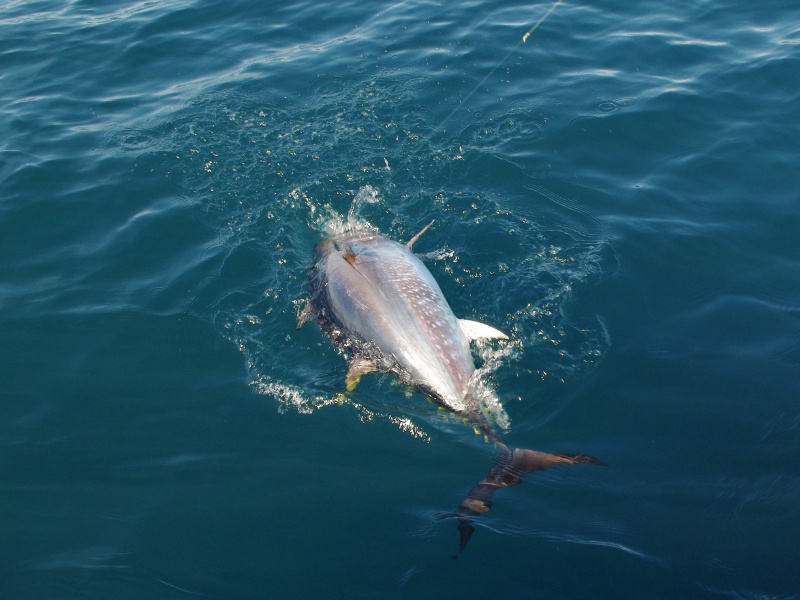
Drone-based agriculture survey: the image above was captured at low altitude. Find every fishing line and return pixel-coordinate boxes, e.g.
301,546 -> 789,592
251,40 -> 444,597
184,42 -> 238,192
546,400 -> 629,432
435,0 -> 563,134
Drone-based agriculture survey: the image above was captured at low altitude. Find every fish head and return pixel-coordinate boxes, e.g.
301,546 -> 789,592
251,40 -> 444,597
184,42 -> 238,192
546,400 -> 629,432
312,238 -> 335,264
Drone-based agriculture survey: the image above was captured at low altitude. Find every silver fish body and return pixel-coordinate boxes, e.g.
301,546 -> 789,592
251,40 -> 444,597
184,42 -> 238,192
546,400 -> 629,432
300,226 -> 505,421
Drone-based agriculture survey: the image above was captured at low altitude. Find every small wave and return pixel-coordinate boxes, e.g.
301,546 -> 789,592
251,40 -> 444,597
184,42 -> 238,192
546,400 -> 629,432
103,126 -> 163,155
541,532 -> 666,566
31,546 -> 132,571
698,583 -> 796,600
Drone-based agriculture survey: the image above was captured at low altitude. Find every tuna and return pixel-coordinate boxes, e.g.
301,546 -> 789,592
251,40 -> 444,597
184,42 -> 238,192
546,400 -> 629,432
298,221 -> 604,550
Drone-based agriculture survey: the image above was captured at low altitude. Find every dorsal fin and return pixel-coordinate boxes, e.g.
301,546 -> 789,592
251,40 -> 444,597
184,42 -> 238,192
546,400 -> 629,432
406,220 -> 435,249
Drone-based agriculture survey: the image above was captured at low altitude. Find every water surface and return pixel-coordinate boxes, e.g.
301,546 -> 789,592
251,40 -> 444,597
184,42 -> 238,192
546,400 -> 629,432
1,0 -> 799,598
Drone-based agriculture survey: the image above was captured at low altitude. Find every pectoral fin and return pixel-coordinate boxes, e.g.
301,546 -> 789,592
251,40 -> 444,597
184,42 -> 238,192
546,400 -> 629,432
459,319 -> 508,341
345,357 -> 377,391
297,301 -> 313,330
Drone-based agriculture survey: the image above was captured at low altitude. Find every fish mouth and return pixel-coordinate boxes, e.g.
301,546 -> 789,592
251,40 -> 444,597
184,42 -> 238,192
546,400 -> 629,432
312,239 -> 335,262
313,239 -> 334,252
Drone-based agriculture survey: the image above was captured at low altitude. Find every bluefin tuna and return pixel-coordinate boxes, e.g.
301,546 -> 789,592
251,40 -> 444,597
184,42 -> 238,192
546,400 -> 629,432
298,220 -> 604,550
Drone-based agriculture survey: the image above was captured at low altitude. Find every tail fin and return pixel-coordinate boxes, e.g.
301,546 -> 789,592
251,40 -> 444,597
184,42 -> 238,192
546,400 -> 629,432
456,447 -> 606,551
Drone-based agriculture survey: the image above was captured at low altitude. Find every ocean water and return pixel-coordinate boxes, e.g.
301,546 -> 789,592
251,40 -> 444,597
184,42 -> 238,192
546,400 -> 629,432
2,0 -> 799,597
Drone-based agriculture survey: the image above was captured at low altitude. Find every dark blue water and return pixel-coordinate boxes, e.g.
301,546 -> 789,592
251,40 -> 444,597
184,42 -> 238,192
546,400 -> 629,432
2,0 -> 799,597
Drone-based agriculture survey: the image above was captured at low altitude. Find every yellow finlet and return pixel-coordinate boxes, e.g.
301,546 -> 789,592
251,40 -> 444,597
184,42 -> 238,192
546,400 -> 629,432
345,373 -> 361,391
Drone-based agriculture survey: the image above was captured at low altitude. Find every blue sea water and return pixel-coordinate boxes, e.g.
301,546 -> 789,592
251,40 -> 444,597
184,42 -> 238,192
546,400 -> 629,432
2,0 -> 799,597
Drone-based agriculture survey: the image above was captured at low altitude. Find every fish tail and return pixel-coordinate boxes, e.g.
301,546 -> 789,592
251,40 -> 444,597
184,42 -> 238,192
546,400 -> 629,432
455,445 -> 607,552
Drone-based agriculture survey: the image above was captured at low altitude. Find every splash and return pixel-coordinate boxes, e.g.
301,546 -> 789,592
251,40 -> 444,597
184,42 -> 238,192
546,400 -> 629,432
464,337 -> 525,431
296,185 -> 383,239
158,87 -> 609,438
247,187 -> 607,440
250,374 -> 431,442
